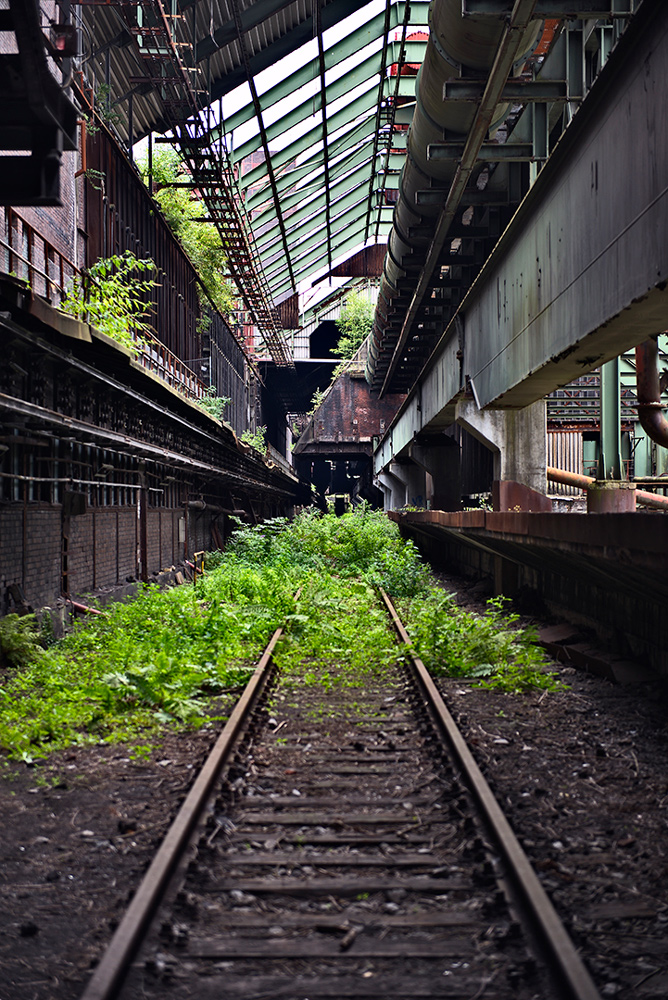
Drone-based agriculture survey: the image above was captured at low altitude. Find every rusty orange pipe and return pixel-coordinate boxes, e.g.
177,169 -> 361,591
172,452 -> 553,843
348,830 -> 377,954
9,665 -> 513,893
547,466 -> 668,511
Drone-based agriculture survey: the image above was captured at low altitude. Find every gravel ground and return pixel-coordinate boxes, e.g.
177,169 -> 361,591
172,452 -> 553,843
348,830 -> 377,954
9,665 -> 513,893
0,575 -> 667,1000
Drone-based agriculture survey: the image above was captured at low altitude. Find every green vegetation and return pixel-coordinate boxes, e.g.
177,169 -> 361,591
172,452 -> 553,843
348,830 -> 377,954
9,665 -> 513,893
308,290 -> 375,413
308,386 -> 327,415
0,507 -> 559,763
197,385 -> 231,421
137,146 -> 235,316
398,591 -> 558,694
333,290 -> 374,360
60,250 -> 157,352
241,426 -> 267,454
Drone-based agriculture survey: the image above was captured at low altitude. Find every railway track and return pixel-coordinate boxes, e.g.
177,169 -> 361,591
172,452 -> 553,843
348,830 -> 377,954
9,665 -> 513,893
81,589 -> 602,1000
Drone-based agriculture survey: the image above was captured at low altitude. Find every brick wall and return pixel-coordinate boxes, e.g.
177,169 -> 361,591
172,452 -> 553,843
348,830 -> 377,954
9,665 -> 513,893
0,506 -> 62,611
117,510 -> 137,584
159,510 -> 176,569
0,505 -> 218,613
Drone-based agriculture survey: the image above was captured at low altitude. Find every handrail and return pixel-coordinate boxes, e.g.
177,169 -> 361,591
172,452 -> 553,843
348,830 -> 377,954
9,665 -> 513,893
138,331 -> 209,401
2,214 -> 208,404
2,209 -> 78,304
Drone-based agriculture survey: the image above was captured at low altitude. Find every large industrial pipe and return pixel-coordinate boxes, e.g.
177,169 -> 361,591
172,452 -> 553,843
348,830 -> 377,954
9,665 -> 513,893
635,336 -> 668,449
547,466 -> 668,511
366,0 -> 542,384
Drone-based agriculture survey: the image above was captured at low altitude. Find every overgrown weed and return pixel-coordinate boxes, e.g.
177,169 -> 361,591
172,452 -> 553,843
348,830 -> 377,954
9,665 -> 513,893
0,505 -> 558,762
398,591 -> 562,694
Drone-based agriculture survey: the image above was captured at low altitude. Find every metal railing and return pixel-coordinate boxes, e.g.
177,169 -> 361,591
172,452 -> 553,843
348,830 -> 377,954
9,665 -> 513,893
1,208 -> 78,304
139,331 -> 209,402
1,210 -> 210,404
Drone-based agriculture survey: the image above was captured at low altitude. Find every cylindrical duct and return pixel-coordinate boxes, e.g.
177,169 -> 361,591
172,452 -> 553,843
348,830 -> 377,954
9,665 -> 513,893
636,336 -> 668,449
366,0 -> 542,386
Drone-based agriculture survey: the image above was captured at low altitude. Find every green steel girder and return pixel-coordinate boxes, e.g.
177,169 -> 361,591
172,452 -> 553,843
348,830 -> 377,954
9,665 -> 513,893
232,65 -> 381,169
187,0 -> 428,309
208,0 -> 386,100
598,357 -> 624,480
232,40 -> 425,143
245,135 -> 373,215
261,180 -> 391,262
267,207 -> 394,287
257,163 -> 378,251
245,123 -> 406,213
256,169 -> 399,251
270,223 -> 393,299
250,140 -> 380,224
254,152 -> 404,243
240,89 -> 381,190
263,199 -> 378,271
237,75 -> 416,190
215,6 -> 429,133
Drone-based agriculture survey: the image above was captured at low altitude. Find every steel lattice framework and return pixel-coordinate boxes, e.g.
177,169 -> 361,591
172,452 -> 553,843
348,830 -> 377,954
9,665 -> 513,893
75,0 -> 429,358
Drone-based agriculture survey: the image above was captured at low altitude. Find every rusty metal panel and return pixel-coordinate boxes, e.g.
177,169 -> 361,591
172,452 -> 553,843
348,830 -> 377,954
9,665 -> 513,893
547,431 -> 583,496
297,371 -> 404,455
277,293 -> 300,329
326,245 -> 386,278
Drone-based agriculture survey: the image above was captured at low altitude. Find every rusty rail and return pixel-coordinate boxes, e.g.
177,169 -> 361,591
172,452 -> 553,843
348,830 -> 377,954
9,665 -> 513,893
80,583 -> 605,1000
79,622 -> 286,1000
379,586 -> 603,1000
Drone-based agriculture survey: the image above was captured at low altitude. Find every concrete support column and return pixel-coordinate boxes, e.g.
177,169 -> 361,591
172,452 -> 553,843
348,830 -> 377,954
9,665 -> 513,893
587,480 -> 636,512
376,468 -> 407,510
456,398 -> 547,494
388,461 -> 427,509
410,439 -> 462,511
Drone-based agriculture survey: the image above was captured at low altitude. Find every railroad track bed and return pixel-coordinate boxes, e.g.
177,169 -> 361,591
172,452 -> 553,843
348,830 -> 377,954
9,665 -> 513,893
120,650 -> 560,1000
1,570 -> 667,1000
83,589 -> 602,1000
437,672 -> 668,1000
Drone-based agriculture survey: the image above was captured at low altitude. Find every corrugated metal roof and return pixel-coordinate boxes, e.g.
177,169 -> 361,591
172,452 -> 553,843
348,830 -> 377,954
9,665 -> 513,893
75,0 -> 427,344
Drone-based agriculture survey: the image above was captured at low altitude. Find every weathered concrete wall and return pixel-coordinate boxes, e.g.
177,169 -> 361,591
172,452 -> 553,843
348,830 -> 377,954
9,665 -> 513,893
392,510 -> 668,679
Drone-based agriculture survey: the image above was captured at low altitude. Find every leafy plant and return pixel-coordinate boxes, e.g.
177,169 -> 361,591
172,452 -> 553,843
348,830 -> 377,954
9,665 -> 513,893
197,385 -> 231,420
0,506 -> 556,763
95,83 -> 123,128
0,615 -> 45,669
399,591 -> 562,693
308,386 -> 327,415
333,290 -> 374,359
82,167 -> 106,192
241,426 -> 267,454
137,146 -> 235,316
60,251 -> 158,351
305,291 -> 375,414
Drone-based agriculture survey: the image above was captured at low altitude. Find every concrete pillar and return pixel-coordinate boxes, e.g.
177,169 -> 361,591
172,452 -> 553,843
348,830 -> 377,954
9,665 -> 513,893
587,480 -> 636,512
456,398 -> 546,494
387,461 -> 427,509
376,469 -> 406,510
410,439 -> 462,511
